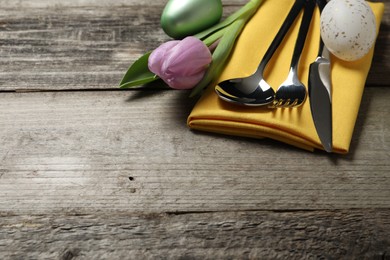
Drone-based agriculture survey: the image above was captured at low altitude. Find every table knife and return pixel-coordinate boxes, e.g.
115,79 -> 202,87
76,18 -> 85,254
309,0 -> 332,152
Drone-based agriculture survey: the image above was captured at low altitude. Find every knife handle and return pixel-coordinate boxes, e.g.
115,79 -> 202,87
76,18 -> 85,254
316,0 -> 328,56
316,0 -> 327,11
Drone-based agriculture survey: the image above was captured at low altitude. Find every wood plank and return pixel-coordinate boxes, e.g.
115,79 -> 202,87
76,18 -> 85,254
0,210 -> 389,259
0,5 -> 168,91
0,1 -> 389,91
0,0 -> 249,8
0,88 -> 389,214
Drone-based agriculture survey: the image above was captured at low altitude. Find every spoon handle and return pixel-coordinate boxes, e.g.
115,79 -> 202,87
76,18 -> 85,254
290,0 -> 315,71
257,0 -> 306,74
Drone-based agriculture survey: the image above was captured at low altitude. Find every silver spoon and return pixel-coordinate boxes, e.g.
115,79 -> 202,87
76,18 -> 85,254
215,0 -> 308,106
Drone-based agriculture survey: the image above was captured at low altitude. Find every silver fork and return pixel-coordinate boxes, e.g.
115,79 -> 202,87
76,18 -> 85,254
271,0 -> 315,108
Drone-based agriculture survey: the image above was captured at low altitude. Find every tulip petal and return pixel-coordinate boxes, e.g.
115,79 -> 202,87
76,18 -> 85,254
163,37 -> 212,76
148,40 -> 179,75
148,36 -> 212,89
165,71 -> 206,90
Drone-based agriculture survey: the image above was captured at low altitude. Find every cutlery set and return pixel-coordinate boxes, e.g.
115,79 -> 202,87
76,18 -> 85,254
215,0 -> 333,152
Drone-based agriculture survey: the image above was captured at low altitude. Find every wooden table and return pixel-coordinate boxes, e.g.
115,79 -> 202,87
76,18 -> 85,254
1,0 -> 389,258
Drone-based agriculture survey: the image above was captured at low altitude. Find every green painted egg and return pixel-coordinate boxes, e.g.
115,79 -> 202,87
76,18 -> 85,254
161,0 -> 223,39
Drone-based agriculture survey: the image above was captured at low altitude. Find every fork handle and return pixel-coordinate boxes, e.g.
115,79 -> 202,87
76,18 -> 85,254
257,0 -> 306,74
290,0 -> 315,72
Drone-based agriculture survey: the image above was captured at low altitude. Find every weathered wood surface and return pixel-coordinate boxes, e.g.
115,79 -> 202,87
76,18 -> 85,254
0,0 -> 389,91
0,0 -> 389,258
0,88 -> 389,215
1,210 -> 389,259
0,0 -> 249,7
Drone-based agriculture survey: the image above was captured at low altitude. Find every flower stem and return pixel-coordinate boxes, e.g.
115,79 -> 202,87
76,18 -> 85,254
190,0 -> 264,97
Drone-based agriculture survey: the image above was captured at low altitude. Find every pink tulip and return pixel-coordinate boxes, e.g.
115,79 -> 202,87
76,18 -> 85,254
148,36 -> 212,90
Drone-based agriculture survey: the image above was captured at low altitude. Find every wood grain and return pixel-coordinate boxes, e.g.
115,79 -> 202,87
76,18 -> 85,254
0,88 -> 388,215
0,210 -> 389,259
0,0 -> 249,8
0,1 -> 389,257
0,1 -> 389,91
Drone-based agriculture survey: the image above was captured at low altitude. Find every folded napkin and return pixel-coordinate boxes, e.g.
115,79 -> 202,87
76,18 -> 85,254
188,0 -> 384,153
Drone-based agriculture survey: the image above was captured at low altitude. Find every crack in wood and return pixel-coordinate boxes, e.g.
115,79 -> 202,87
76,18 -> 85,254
166,208 -> 325,216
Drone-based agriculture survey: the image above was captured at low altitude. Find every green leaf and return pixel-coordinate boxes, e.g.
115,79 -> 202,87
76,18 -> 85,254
119,51 -> 159,89
194,0 -> 262,41
194,9 -> 243,41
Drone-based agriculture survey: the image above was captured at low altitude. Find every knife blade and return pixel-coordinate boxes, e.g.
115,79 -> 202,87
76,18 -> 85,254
309,0 -> 332,152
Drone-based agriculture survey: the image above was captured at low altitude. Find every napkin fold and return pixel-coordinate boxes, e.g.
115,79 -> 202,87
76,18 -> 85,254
187,0 -> 384,153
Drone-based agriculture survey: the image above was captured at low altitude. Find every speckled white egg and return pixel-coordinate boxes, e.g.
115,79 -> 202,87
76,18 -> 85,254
320,0 -> 377,61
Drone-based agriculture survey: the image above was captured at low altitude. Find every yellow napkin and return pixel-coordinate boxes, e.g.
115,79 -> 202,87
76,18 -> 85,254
187,0 -> 384,153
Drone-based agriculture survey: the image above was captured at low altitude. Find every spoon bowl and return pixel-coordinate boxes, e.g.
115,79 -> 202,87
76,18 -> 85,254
215,76 -> 275,106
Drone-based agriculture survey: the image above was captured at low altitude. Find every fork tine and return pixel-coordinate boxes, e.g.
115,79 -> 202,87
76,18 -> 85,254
268,101 -> 276,109
268,99 -> 281,108
288,99 -> 302,108
275,99 -> 285,107
281,98 -> 292,107
283,98 -> 299,108
272,98 -> 301,108
290,98 -> 299,107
